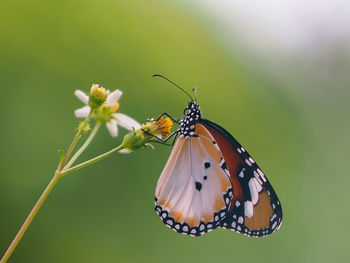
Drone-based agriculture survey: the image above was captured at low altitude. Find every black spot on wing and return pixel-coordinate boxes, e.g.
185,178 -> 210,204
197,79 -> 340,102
204,162 -> 211,169
195,182 -> 202,191
221,162 -> 228,170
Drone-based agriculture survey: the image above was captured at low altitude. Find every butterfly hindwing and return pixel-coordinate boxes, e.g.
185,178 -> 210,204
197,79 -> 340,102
201,119 -> 283,237
155,124 -> 233,236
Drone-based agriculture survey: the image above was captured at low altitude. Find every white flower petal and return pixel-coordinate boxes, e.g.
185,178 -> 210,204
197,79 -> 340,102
113,113 -> 141,130
119,149 -> 132,154
74,106 -> 91,118
75,90 -> 89,104
106,119 -> 119,137
106,89 -> 123,106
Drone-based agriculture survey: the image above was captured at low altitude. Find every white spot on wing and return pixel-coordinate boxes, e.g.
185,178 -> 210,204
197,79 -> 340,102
257,168 -> 267,182
253,177 -> 263,192
244,201 -> 254,218
248,178 -> 259,205
271,214 -> 277,221
272,221 -> 277,230
239,168 -> 245,178
253,171 -> 263,185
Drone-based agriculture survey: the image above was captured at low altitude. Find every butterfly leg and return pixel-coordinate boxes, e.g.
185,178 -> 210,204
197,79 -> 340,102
142,129 -> 179,146
155,131 -> 179,146
155,112 -> 179,124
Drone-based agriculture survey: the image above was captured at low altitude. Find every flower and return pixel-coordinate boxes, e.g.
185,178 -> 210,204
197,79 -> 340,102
120,116 -> 173,152
143,117 -> 173,138
74,85 -> 141,137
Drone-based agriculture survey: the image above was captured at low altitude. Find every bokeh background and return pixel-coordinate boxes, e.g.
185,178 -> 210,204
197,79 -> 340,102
1,0 -> 349,262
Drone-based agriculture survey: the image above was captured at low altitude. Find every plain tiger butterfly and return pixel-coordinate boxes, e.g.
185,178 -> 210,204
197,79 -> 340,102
153,75 -> 282,237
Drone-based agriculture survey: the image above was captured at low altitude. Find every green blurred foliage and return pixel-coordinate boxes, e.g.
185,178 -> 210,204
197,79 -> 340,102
0,0 -> 348,262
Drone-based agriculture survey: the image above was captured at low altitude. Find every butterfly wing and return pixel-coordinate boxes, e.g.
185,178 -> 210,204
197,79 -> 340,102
201,119 -> 282,237
155,124 -> 233,236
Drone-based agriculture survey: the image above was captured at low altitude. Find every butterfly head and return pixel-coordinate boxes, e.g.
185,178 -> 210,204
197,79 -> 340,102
179,101 -> 202,137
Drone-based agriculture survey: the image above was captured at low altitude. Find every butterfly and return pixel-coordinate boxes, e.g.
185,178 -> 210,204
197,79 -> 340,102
153,75 -> 282,237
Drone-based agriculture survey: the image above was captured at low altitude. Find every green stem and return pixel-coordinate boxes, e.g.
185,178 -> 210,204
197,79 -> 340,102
0,172 -> 62,263
61,144 -> 125,176
1,114 -> 95,263
1,138 -> 129,263
58,133 -> 81,171
64,122 -> 101,170
58,113 -> 92,171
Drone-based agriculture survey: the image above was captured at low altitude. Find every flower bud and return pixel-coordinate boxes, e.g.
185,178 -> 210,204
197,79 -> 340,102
121,129 -> 148,152
88,84 -> 109,109
77,121 -> 91,135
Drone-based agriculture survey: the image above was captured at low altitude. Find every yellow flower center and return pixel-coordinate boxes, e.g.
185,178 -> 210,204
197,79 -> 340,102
88,84 -> 109,109
90,85 -> 108,101
143,117 -> 173,138
155,117 -> 173,137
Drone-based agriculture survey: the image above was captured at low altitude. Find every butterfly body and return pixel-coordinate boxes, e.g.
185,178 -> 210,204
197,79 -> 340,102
155,101 -> 282,237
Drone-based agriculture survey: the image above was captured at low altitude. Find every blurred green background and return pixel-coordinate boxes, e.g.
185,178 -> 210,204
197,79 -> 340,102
1,0 -> 349,262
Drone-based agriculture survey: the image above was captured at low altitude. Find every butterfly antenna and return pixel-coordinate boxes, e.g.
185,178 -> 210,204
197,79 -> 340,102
192,87 -> 198,102
153,74 -> 194,101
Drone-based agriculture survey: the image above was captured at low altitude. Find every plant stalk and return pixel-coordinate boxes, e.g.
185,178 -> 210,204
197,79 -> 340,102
58,113 -> 92,171
64,122 -> 101,170
0,116 -> 96,263
0,172 -> 62,263
61,144 -> 124,176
